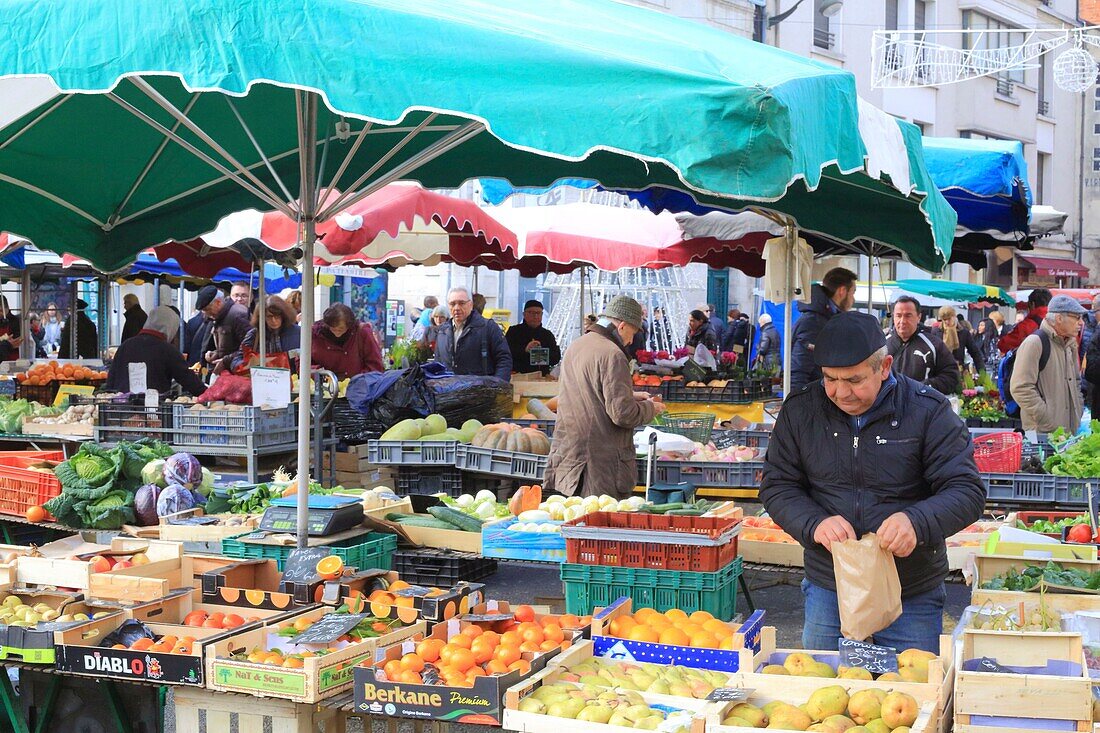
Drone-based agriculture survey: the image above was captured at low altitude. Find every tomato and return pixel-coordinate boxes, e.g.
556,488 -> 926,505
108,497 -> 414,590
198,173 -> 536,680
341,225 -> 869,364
1067,524 -> 1094,544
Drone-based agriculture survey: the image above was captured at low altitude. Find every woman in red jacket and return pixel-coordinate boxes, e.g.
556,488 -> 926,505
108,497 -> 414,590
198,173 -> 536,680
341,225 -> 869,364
999,288 -> 1051,354
311,304 -> 384,379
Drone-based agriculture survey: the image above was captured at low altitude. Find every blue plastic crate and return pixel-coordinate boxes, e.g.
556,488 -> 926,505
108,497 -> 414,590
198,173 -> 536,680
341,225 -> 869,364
481,518 -> 565,562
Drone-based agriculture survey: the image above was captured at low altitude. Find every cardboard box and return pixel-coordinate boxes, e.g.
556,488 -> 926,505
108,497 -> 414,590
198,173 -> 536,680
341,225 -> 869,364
396,519 -> 483,553
206,607 -> 425,703
201,558 -> 393,610
350,578 -> 486,624
355,618 -> 551,725
0,588 -> 112,664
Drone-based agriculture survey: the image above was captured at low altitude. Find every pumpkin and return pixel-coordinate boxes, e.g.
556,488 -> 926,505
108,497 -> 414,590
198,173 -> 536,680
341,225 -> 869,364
471,423 -> 551,455
508,484 -> 543,515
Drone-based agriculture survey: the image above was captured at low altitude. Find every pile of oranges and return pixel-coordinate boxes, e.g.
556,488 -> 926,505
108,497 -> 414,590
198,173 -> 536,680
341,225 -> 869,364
242,647 -> 330,668
605,607 -> 738,650
182,610 -> 256,629
112,634 -> 195,655
17,361 -> 107,386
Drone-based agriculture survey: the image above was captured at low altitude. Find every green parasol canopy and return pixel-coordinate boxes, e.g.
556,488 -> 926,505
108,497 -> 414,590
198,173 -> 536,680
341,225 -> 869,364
892,279 -> 1015,306
0,0 -> 953,271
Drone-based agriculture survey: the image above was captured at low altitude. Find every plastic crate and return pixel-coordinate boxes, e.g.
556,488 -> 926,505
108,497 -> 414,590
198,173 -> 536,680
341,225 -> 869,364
982,472 -> 1057,503
964,416 -> 1021,429
1015,510 -> 1086,528
95,396 -> 175,443
454,444 -> 547,481
653,412 -> 714,444
972,432 -> 1023,473
220,531 -> 397,572
396,467 -> 466,497
663,379 -> 770,404
636,458 -> 764,488
393,549 -> 497,585
713,428 -> 771,450
502,419 -> 556,438
563,512 -> 740,572
15,382 -> 59,406
561,557 -> 742,618
481,518 -> 566,562
172,404 -> 297,447
366,440 -> 458,466
1053,476 -> 1097,506
0,456 -> 62,519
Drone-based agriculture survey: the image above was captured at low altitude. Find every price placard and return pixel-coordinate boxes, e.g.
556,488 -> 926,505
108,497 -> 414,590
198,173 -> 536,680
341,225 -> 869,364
128,363 -> 147,394
707,687 -> 753,702
280,546 -> 330,584
529,347 -> 550,367
292,613 -> 369,645
53,383 -> 95,407
251,367 -> 291,409
837,638 -> 898,674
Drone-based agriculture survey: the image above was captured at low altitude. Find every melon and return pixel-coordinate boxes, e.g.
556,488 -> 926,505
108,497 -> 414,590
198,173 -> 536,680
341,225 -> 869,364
471,423 -> 551,455
380,418 -> 421,441
423,413 -> 447,436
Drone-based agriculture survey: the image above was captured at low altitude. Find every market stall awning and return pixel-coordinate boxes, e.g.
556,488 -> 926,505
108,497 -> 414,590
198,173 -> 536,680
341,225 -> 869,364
1018,255 -> 1089,279
922,137 -> 1031,237
891,278 -> 1015,306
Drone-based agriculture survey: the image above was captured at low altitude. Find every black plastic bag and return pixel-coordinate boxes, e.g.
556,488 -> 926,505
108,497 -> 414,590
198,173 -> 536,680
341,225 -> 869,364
427,374 -> 513,426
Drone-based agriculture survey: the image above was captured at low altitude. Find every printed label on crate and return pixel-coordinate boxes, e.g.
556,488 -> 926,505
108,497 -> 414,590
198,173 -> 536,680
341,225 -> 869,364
459,612 -> 514,623
837,638 -> 898,674
708,687 -> 753,702
57,646 -> 203,685
317,650 -> 374,692
356,674 -> 503,723
281,546 -> 330,584
211,662 -> 307,696
293,614 -> 371,645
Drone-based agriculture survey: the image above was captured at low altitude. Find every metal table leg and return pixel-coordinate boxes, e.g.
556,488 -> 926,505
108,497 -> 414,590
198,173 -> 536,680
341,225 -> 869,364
738,572 -> 756,613
0,670 -> 27,733
103,681 -> 129,733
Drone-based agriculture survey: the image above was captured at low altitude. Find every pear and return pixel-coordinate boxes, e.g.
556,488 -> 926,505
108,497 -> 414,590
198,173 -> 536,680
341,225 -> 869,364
897,648 -> 937,679
805,686 -> 850,721
645,679 -> 670,695
40,609 -> 59,622
608,711 -> 633,728
879,692 -> 919,729
767,702 -> 813,730
546,699 -> 586,719
807,661 -> 837,678
517,698 -> 547,714
761,664 -> 790,675
72,613 -> 89,621
876,672 -> 902,681
578,675 -> 610,688
762,700 -> 788,718
897,667 -> 927,683
576,704 -> 614,724
847,690 -> 886,725
91,612 -> 111,619
634,716 -> 663,730
703,670 -> 730,686
838,666 -> 873,681
727,703 -> 766,727
722,716 -> 754,727
821,714 -> 857,731
864,721 -> 890,733
784,652 -> 816,676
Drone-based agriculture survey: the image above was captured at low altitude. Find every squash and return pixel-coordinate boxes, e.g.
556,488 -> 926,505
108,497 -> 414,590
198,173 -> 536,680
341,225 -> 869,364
526,398 -> 556,420
545,396 -> 559,412
508,484 -> 543,515
471,423 -> 551,455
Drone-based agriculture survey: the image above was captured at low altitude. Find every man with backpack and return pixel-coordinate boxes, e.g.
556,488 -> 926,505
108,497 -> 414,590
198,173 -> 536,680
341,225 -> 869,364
886,296 -> 959,395
1010,295 -> 1085,433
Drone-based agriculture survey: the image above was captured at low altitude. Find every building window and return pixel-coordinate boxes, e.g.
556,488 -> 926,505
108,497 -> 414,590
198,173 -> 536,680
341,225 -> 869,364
962,11 -> 1025,85
914,0 -> 927,29
885,0 -> 898,30
1094,123 -> 1100,135
1038,55 -> 1051,116
753,4 -> 765,42
1036,153 -> 1047,204
913,121 -> 927,134
814,3 -> 835,49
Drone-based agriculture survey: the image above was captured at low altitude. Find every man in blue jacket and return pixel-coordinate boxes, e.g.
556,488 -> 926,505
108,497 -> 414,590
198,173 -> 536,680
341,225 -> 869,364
761,312 -> 985,652
433,286 -> 512,381
789,267 -> 857,392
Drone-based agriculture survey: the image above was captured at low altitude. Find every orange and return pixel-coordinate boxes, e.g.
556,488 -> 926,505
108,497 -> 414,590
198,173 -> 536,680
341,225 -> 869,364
658,627 -> 691,646
223,614 -> 245,629
664,608 -> 688,623
518,624 -> 544,645
395,596 -> 415,609
677,623 -> 702,638
388,580 -> 411,592
24,506 -> 45,523
645,616 -> 671,632
183,611 -> 207,627
461,624 -> 483,638
703,619 -> 732,636
282,657 -> 305,669
499,631 -> 521,648
293,617 -> 315,632
719,636 -> 735,650
383,659 -> 404,679
559,614 -> 581,628
417,639 -> 444,663
400,653 -> 425,673
513,605 -> 536,623
315,555 -> 344,581
479,631 -> 500,648
626,626 -> 660,643
689,632 -> 719,649
263,653 -> 285,665
632,608 -> 659,624
202,617 -> 224,629
130,638 -> 154,651
449,648 -> 476,673
470,640 -> 495,664
519,641 -> 542,653
689,611 -> 714,624
369,591 -> 395,605
508,659 -> 531,675
398,670 -> 422,684
485,659 -> 510,675
159,635 -> 178,648
173,643 -> 192,655
494,645 -> 521,666
542,623 -> 565,644
609,616 -> 637,638
448,633 -> 472,650
539,639 -> 560,652
466,665 -> 486,679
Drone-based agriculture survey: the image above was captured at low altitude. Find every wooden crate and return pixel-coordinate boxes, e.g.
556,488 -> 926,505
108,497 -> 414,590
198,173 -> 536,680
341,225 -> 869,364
156,508 -> 261,542
20,417 -> 93,438
503,659 -> 712,733
174,683 -> 345,733
737,626 -> 951,733
737,527 -> 803,567
696,683 -> 936,733
16,537 -> 186,602
394,518 -> 483,553
205,605 -> 425,703
953,629 -> 1093,733
972,554 -> 1100,613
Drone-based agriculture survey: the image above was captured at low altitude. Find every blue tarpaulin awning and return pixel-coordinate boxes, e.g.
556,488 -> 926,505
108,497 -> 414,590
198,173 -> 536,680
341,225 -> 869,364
921,137 -> 1031,237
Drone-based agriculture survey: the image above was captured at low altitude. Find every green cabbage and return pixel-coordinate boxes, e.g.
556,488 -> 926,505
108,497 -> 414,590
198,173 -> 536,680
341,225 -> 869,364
141,459 -> 167,488
54,444 -> 121,491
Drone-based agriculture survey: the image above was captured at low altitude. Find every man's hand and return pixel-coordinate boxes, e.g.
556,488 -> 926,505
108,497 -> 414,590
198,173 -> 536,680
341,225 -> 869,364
651,400 -> 668,415
632,391 -> 652,401
204,350 -> 218,365
877,512 -> 918,557
813,515 -> 856,552
525,339 -> 541,352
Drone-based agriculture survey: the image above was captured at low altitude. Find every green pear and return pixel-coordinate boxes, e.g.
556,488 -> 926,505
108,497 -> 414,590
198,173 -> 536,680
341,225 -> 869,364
761,664 -> 789,675
722,716 -> 753,727
864,721 -> 890,733
578,675 -> 610,687
576,704 -> 614,724
546,699 -> 586,719
630,671 -> 656,688
783,652 -> 816,676
821,714 -> 857,731
634,716 -> 663,730
517,698 -> 547,714
807,661 -> 837,679
767,703 -> 813,730
847,690 -> 886,725
645,679 -> 670,695
608,711 -> 633,728
838,667 -> 873,681
805,686 -> 850,721
726,703 -> 766,727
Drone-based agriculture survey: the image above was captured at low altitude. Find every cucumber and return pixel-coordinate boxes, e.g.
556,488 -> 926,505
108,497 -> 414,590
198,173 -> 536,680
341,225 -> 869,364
645,502 -> 687,514
428,505 -> 484,532
665,508 -> 705,516
403,517 -> 460,530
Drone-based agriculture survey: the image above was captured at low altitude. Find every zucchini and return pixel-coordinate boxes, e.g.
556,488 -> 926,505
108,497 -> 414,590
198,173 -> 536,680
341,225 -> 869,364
645,502 -> 687,514
665,508 -> 705,516
428,506 -> 483,532
401,517 -> 460,530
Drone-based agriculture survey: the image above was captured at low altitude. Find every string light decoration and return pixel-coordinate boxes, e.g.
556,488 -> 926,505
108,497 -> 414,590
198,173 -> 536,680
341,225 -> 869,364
872,27 -> 1099,92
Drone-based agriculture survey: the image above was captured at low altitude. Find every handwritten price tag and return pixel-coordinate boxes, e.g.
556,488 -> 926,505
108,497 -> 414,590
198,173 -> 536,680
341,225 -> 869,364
837,638 -> 898,674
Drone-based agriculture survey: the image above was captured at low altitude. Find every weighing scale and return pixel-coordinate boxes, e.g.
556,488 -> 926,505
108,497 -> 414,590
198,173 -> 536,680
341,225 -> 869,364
259,495 -> 365,536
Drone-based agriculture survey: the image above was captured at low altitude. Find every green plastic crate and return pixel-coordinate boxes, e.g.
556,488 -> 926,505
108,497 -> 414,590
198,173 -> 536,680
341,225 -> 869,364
561,557 -> 741,620
220,531 -> 398,572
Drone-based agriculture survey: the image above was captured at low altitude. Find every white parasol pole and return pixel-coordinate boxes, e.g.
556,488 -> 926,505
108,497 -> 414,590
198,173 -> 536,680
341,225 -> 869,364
578,267 -> 586,334
782,222 -> 795,398
295,92 -> 318,548
257,258 -> 266,363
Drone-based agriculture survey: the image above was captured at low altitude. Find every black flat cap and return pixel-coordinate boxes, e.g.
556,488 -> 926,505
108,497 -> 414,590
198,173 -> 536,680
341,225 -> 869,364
524,300 -> 544,311
814,311 -> 886,368
195,285 -> 221,310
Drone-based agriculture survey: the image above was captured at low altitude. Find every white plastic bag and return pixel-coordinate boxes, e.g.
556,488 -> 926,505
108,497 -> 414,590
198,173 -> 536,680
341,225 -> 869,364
693,343 -> 717,370
633,427 -> 695,455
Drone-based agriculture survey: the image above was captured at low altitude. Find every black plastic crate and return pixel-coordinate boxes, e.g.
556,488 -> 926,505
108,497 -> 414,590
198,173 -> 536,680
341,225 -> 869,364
396,466 -> 465,497
95,395 -> 175,443
663,378 -> 771,404
393,549 -> 497,586
636,458 -> 765,488
982,472 -> 1056,503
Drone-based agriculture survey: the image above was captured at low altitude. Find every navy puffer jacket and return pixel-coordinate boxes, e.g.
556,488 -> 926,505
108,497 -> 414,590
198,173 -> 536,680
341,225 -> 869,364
789,284 -> 836,391
760,375 -> 985,597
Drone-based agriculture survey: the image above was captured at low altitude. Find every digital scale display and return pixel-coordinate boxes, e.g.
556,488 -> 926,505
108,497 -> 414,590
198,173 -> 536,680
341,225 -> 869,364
260,495 -> 365,536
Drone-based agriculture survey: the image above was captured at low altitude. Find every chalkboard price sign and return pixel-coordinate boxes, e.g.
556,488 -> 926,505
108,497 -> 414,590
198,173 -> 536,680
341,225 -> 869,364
707,687 -> 753,702
292,613 -> 369,645
837,638 -> 898,674
281,547 -> 330,584
977,656 -> 1012,674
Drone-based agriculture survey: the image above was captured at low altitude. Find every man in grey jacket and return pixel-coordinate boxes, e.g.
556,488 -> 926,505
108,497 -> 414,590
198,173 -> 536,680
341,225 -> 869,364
886,296 -> 959,396
1011,294 -> 1085,434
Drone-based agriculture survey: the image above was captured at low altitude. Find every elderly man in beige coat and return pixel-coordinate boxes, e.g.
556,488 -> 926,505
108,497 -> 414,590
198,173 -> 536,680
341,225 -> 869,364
544,296 -> 666,498
1010,294 -> 1085,434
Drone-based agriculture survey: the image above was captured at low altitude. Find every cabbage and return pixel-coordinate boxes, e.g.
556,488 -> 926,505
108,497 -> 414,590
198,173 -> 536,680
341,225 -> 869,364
164,453 -> 203,488
141,459 -> 167,489
134,484 -> 163,526
197,467 -> 215,497
156,483 -> 194,517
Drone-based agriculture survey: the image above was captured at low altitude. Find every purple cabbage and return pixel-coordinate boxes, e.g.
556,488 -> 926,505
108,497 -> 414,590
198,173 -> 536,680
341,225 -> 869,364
164,453 -> 203,488
156,483 -> 194,517
134,483 -> 163,526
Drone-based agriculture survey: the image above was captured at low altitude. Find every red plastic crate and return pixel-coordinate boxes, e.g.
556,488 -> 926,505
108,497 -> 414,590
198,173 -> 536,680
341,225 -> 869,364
0,456 -> 62,519
1016,510 -> 1087,539
562,512 -> 740,572
972,431 -> 1022,473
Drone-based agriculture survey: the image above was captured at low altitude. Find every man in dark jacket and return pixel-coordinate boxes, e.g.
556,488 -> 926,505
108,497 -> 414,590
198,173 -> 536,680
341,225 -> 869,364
195,285 -> 250,375
184,309 -> 208,367
434,286 -> 512,381
790,267 -> 857,391
761,312 -> 985,653
58,300 -> 99,359
120,294 -> 147,343
886,296 -> 959,395
720,310 -> 748,354
506,300 -> 561,375
105,306 -> 205,395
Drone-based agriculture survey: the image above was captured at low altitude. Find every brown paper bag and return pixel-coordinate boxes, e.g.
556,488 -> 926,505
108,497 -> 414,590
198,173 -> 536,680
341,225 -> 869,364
831,533 -> 902,641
